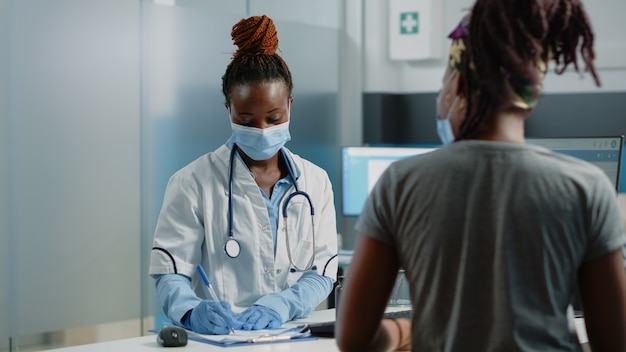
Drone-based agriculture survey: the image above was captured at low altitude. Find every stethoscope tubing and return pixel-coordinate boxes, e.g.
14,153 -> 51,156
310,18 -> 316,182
226,145 -> 316,271
228,146 -> 236,240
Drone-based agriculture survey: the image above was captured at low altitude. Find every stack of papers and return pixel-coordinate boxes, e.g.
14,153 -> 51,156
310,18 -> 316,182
153,325 -> 315,347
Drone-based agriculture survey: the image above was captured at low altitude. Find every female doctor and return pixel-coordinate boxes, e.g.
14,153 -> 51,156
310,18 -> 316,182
149,15 -> 338,334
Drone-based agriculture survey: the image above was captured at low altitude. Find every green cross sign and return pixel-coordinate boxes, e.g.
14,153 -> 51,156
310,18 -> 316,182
400,12 -> 419,35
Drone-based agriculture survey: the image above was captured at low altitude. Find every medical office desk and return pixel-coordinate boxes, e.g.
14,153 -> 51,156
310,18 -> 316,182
41,334 -> 339,352
41,307 -> 590,352
42,309 -> 342,352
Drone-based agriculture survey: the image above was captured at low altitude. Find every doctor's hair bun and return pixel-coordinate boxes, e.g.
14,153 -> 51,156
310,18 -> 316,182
231,15 -> 279,58
222,15 -> 293,104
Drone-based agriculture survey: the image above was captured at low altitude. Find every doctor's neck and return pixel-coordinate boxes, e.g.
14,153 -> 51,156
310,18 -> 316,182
237,148 -> 281,168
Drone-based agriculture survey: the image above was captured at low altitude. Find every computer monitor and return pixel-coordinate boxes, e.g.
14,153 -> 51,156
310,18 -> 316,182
341,146 -> 438,216
341,137 -> 624,216
526,136 -> 624,192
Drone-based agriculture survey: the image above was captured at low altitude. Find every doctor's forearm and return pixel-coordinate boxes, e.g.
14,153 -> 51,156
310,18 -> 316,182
255,273 -> 333,322
154,274 -> 202,325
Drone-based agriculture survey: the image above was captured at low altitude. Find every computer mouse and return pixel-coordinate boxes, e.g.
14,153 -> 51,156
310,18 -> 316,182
157,326 -> 188,347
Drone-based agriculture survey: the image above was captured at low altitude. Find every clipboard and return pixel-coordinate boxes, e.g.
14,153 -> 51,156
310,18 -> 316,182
150,325 -> 316,348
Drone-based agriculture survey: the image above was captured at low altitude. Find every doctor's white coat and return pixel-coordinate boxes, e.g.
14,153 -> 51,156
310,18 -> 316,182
149,145 -> 338,313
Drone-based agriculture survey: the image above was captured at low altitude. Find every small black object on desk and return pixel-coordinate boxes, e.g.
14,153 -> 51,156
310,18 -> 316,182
157,326 -> 188,347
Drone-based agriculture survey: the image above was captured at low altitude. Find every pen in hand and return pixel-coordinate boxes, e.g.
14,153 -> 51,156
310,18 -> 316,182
196,264 -> 236,334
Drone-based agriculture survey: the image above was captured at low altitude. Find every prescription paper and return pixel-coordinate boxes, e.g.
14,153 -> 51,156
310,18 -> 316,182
184,326 -> 314,346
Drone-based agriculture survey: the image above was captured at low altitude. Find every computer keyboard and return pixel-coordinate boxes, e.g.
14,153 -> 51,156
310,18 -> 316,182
309,308 -> 413,337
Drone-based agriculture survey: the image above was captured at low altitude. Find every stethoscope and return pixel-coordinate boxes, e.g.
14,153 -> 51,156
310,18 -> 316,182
225,145 -> 317,272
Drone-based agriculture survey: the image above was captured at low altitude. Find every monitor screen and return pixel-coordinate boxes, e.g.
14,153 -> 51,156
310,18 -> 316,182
341,146 -> 438,216
526,136 -> 624,192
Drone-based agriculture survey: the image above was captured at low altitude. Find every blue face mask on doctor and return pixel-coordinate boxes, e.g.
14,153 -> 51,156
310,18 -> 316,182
226,120 -> 291,160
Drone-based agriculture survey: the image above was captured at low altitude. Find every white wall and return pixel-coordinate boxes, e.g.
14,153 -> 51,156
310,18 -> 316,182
0,0 -> 9,341
339,0 -> 364,148
363,0 -> 626,94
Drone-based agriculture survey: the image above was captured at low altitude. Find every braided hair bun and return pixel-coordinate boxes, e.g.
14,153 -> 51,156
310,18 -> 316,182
222,15 -> 293,104
231,15 -> 279,57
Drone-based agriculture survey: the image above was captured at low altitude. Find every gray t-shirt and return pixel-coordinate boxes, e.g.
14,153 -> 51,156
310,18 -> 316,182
356,140 -> 624,351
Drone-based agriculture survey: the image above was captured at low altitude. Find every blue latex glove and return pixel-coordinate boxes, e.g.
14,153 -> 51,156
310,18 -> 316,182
185,300 -> 238,335
236,305 -> 282,330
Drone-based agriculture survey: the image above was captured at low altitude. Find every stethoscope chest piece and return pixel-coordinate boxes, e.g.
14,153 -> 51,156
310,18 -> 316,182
224,238 -> 241,258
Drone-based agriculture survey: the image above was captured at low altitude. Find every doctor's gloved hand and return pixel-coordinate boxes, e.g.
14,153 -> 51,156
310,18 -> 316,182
236,305 -> 283,330
185,300 -> 238,335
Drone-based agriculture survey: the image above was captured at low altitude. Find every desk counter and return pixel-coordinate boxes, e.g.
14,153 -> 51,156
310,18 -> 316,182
41,309 -> 589,351
42,334 -> 339,352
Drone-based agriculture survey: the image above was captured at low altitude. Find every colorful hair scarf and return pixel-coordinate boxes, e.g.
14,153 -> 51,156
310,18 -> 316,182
446,15 -> 546,110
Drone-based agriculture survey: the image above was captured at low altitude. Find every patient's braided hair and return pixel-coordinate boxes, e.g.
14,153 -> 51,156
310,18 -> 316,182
222,15 -> 293,104
454,0 -> 600,140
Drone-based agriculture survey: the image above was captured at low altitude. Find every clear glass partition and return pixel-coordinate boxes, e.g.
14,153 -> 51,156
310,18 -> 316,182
3,0 -> 142,350
139,0 -> 343,329
1,1 -> 346,350
139,0 -> 246,329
